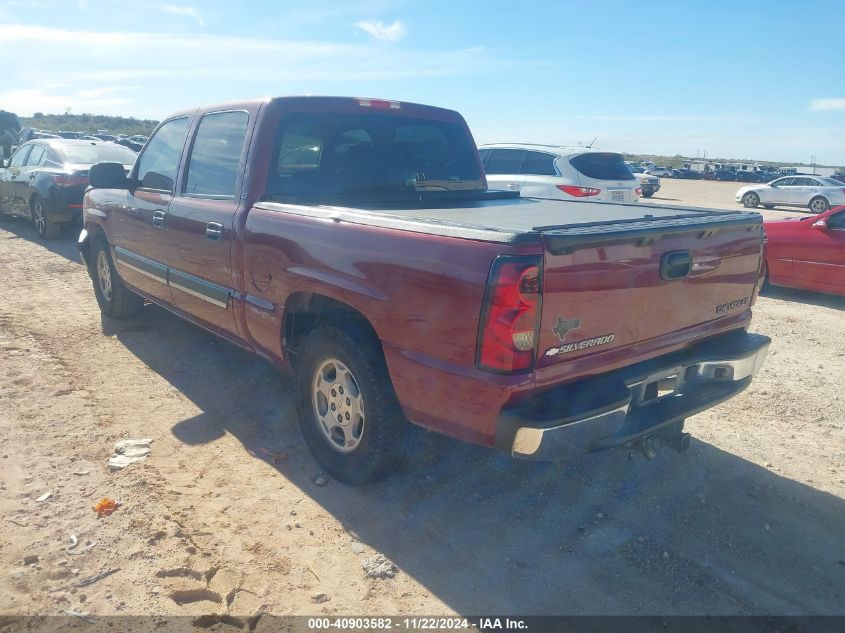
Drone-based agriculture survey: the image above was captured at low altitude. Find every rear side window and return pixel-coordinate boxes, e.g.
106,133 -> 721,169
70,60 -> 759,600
184,111 -> 249,198
267,111 -> 483,200
485,149 -> 524,175
521,151 -> 557,176
137,117 -> 189,192
569,153 -> 635,181
25,145 -> 46,166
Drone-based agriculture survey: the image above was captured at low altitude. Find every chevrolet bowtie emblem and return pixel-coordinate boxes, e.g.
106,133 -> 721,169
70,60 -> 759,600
552,316 -> 581,341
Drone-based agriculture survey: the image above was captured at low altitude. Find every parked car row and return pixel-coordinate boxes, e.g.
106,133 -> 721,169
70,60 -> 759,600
20,127 -> 147,152
0,139 -> 137,238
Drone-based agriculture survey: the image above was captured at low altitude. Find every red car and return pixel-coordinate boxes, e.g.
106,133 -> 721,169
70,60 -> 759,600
763,206 -> 845,296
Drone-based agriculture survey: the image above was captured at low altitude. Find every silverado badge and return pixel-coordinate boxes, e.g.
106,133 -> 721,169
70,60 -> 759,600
552,316 -> 581,341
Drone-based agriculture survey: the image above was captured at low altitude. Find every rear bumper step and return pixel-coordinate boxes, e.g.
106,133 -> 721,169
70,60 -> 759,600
496,330 -> 770,461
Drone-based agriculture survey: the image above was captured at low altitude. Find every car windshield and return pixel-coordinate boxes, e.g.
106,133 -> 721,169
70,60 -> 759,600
569,152 -> 635,180
266,111 -> 483,202
58,143 -> 137,165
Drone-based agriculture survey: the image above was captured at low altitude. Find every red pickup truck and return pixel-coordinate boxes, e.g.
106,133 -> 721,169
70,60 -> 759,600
79,96 -> 770,484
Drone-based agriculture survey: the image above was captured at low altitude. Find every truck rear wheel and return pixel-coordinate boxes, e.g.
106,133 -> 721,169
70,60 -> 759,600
295,325 -> 412,485
90,237 -> 144,318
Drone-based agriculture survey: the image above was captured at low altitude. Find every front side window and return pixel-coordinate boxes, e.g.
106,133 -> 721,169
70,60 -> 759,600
184,111 -> 249,198
827,211 -> 845,230
772,178 -> 794,187
485,149 -> 525,175
569,152 -> 635,180
9,144 -> 32,167
521,151 -> 557,176
267,111 -> 483,201
136,117 -> 189,192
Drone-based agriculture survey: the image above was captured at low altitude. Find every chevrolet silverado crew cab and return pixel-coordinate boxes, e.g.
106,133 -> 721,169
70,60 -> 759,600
79,96 -> 770,484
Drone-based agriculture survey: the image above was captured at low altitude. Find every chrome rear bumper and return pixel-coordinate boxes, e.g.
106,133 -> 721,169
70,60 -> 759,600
497,331 -> 770,461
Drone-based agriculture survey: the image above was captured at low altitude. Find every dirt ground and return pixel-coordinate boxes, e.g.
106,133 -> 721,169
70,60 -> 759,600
1,179 -> 843,622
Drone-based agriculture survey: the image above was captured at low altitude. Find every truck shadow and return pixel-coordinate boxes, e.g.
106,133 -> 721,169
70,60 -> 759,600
107,304 -> 845,616
0,214 -> 81,264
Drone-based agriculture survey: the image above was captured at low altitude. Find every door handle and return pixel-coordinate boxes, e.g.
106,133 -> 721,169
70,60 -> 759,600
152,210 -> 166,229
206,222 -> 224,240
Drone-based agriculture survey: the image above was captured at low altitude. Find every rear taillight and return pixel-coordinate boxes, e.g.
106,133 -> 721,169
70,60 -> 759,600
557,184 -> 601,197
477,255 -> 542,373
635,187 -> 642,197
52,173 -> 88,187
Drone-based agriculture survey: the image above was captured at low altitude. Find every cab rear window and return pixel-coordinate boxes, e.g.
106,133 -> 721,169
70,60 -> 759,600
267,112 -> 483,201
570,153 -> 635,181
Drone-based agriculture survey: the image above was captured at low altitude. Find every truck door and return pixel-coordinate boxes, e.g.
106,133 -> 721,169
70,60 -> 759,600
165,110 -> 250,339
110,116 -> 190,302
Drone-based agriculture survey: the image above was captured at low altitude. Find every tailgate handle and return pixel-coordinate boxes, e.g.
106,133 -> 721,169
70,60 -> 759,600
661,250 -> 692,280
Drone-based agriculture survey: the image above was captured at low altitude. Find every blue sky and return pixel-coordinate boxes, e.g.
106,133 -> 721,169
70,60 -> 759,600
1,0 -> 843,164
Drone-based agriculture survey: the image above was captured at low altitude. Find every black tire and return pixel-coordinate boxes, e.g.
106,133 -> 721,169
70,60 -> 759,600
30,196 -> 61,239
295,325 -> 412,485
809,196 -> 829,214
742,192 -> 760,208
763,204 -> 775,209
642,191 -> 654,198
90,236 -> 144,318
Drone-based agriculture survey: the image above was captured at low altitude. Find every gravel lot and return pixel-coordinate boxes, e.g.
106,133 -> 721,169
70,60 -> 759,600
1,180 -> 843,621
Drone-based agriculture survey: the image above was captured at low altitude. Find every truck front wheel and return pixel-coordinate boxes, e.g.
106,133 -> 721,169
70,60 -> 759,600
90,237 -> 144,318
295,325 -> 412,484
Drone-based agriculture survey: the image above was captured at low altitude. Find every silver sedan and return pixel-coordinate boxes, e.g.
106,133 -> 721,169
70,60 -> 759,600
736,176 -> 845,213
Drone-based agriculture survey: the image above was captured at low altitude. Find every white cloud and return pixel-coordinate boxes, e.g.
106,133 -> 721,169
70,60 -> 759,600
0,24 -> 495,117
808,98 -> 845,112
354,19 -> 406,42
161,4 -> 205,26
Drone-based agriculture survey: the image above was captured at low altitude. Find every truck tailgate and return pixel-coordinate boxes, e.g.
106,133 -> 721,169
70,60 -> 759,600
536,212 -> 763,369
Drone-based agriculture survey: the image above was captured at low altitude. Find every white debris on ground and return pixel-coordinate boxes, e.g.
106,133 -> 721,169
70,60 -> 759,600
107,438 -> 153,470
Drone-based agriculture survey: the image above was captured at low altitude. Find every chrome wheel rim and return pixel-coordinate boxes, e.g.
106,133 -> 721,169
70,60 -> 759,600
31,201 -> 46,235
312,358 -> 364,453
97,250 -> 113,301
810,198 -> 826,213
744,193 -> 758,207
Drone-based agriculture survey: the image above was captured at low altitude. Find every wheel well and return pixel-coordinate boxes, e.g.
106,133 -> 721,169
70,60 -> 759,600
283,293 -> 380,364
80,223 -> 107,271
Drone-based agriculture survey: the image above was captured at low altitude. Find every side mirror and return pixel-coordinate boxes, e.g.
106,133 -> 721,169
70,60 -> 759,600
812,219 -> 827,230
88,162 -> 128,189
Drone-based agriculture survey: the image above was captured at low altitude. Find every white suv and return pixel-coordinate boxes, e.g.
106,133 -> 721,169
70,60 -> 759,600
478,143 -> 641,203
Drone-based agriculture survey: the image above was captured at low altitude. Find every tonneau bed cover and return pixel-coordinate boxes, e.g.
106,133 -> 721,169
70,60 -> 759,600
255,195 -> 762,251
